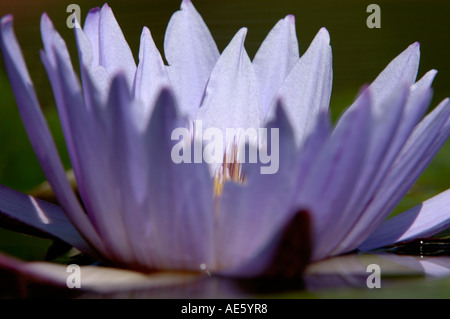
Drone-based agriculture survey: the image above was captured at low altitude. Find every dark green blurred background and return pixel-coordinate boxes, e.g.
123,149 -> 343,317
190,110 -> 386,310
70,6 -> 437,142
0,0 -> 449,294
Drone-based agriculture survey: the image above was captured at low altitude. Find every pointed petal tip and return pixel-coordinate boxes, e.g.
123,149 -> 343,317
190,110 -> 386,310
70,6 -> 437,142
0,14 -> 13,26
87,7 -> 101,16
140,25 -> 151,40
284,14 -> 296,24
318,27 -> 330,43
180,0 -> 195,11
110,70 -> 130,91
407,41 -> 420,56
237,27 -> 248,37
233,27 -> 248,46
40,12 -> 54,32
158,85 -> 175,99
356,84 -> 372,101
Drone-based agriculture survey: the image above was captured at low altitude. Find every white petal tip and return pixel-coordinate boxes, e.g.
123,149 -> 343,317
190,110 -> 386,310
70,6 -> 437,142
318,27 -> 330,43
285,14 -> 296,24
181,0 -> 193,10
236,27 -> 248,40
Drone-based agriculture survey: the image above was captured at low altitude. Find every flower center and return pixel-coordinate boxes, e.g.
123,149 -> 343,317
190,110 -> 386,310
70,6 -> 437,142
213,144 -> 246,197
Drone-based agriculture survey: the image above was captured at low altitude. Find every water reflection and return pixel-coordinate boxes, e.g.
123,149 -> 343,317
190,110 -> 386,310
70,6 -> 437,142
6,251 -> 450,298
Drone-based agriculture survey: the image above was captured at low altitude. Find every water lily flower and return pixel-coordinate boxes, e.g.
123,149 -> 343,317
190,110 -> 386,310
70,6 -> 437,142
0,0 -> 449,288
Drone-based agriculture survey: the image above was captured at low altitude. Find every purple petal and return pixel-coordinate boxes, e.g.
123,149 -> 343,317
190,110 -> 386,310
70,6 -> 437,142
0,15 -> 105,255
270,28 -> 332,145
196,28 -> 263,144
142,89 -> 215,271
74,18 -> 110,109
325,70 -> 436,258
293,110 -> 332,193
296,89 -> 372,261
132,26 -> 170,125
215,103 -> 300,271
321,85 -> 409,257
0,185 -> 95,256
359,189 -> 450,251
99,4 -> 136,87
335,98 -> 450,254
221,210 -> 311,279
367,42 -> 420,108
252,15 -> 299,116
164,0 -> 220,119
83,7 -> 100,66
41,14 -> 137,265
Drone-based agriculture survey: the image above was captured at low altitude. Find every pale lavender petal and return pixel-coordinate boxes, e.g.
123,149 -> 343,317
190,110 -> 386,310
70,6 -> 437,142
252,15 -> 299,116
74,17 -> 110,108
164,0 -> 220,119
197,28 -> 263,148
132,26 -> 170,126
83,7 -> 100,66
215,104 -> 300,271
98,74 -> 154,267
321,85 -> 409,257
367,42 -> 420,108
41,15 -> 138,265
99,4 -> 136,87
75,23 -> 157,268
368,72 -> 435,188
293,110 -> 332,192
40,14 -> 83,189
270,28 -> 332,145
325,72 -> 435,257
359,189 -> 450,251
221,210 -> 310,279
0,185 -> 95,256
142,89 -> 214,271
53,54 -> 137,266
296,89 -> 372,261
0,15 -> 105,255
335,98 -> 450,254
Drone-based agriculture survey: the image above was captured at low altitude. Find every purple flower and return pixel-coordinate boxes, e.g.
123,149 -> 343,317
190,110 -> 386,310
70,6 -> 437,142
0,0 -> 449,287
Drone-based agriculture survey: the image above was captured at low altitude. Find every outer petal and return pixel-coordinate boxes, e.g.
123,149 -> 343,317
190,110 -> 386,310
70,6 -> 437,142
320,85 -> 409,257
164,0 -> 220,119
40,15 -> 134,264
296,89 -> 372,261
325,70 -> 436,258
269,28 -> 332,146
359,189 -> 450,251
335,98 -> 450,254
0,15 -> 105,256
0,185 -> 94,255
252,15 -> 299,116
142,89 -> 215,271
215,103 -> 300,271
